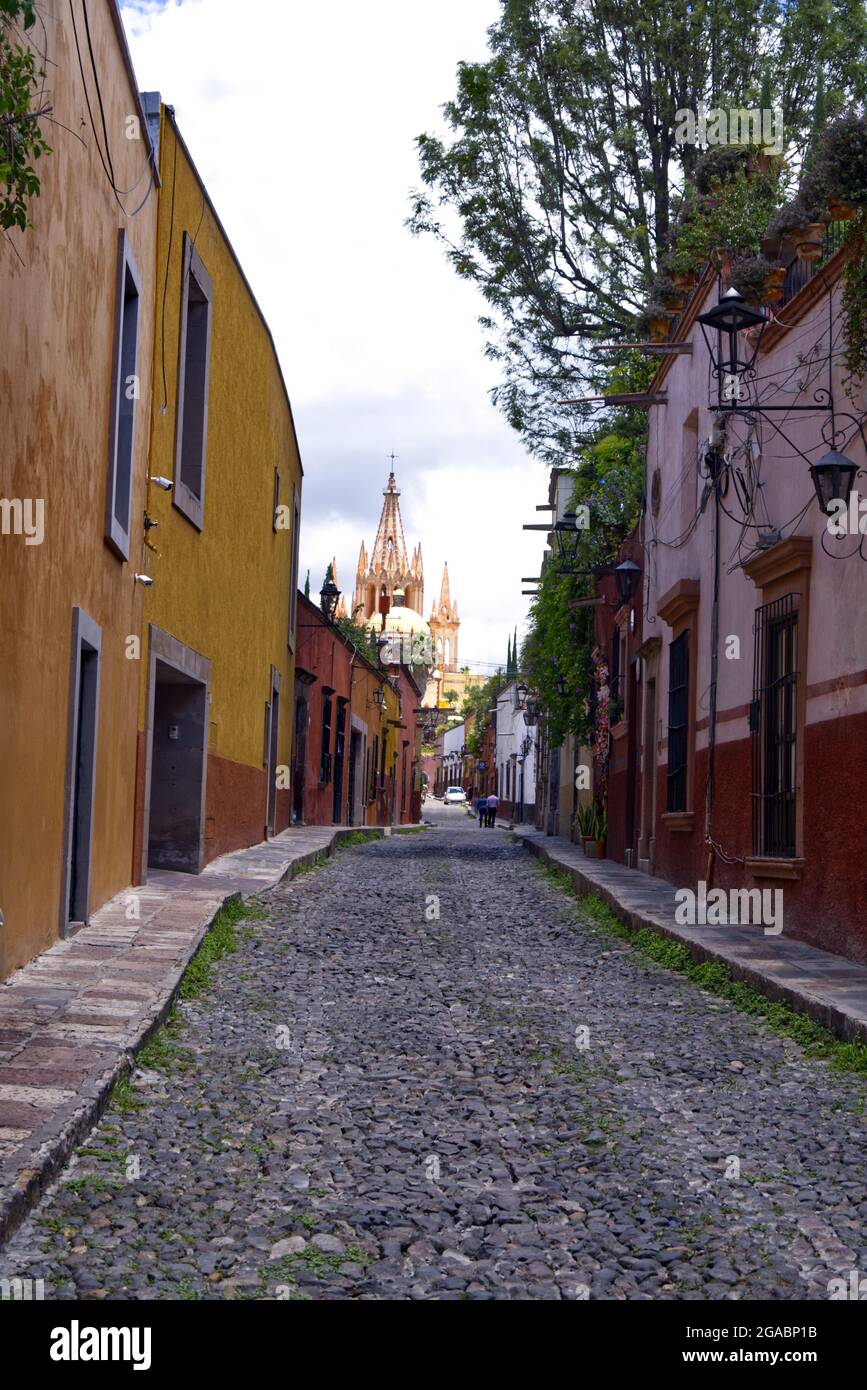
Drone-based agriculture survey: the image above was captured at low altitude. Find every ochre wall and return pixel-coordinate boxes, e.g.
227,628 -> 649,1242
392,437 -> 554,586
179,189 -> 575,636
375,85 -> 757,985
0,0 -> 158,977
134,107 -> 301,878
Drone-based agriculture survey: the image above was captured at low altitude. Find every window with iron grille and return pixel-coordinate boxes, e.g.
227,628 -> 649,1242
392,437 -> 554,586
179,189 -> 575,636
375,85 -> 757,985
666,631 -> 689,812
750,594 -> 799,857
320,693 -> 333,784
610,630 -> 624,723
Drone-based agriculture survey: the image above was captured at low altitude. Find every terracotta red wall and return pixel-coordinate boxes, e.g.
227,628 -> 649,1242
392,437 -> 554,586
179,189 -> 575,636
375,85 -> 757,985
653,709 -> 867,963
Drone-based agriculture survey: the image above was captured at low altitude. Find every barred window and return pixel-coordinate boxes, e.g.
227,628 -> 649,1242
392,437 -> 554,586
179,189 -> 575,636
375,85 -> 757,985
750,595 -> 799,857
320,692 -> 333,784
666,631 -> 689,812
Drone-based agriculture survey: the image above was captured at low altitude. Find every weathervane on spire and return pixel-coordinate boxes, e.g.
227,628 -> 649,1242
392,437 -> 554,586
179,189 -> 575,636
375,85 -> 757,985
386,451 -> 399,492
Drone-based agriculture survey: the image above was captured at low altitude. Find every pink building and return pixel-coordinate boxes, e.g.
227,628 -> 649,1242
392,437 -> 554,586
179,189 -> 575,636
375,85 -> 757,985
636,238 -> 867,962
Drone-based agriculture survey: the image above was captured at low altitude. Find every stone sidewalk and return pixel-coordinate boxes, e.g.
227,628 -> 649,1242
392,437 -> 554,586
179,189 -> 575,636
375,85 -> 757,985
0,823 -> 382,1244
510,824 -> 867,1046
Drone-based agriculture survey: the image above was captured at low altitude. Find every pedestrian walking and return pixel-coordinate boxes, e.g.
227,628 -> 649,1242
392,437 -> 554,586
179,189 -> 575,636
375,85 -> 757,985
476,794 -> 488,826
486,791 -> 499,827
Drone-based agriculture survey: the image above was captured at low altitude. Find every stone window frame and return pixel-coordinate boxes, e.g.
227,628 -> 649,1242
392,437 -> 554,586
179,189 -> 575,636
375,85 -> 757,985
105,229 -> 141,561
173,233 -> 213,532
59,609 -> 102,938
657,578 -> 700,834
743,537 -> 811,881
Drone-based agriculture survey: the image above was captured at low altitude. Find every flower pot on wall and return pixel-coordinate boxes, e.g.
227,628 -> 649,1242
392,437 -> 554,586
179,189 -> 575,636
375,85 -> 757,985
762,266 -> 787,303
648,317 -> 671,342
795,224 -> 826,261
595,839 -> 606,859
584,838 -> 596,857
827,196 -> 857,222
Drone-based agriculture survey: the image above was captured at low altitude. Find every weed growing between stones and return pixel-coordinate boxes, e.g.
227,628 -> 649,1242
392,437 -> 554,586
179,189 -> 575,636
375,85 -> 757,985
537,862 -> 867,1076
181,897 -> 265,1000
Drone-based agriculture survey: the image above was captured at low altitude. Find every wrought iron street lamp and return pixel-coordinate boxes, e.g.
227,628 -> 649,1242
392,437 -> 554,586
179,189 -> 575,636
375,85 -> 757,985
697,288 -> 767,403
513,681 -> 529,710
615,559 -> 641,605
372,686 -> 385,707
810,449 -> 859,516
319,577 -> 340,622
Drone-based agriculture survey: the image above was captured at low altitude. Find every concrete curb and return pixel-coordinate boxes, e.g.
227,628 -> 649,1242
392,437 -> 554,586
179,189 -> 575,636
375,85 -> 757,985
0,825 -> 384,1247
515,830 -> 867,1047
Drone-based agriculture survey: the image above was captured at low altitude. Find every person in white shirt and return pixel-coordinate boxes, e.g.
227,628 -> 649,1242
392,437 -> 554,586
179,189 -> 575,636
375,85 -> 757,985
485,792 -> 499,827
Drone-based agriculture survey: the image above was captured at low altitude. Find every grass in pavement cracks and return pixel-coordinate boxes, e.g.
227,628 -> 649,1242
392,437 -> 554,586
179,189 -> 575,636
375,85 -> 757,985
180,895 -> 265,1000
108,897 -> 266,1114
539,863 -> 867,1077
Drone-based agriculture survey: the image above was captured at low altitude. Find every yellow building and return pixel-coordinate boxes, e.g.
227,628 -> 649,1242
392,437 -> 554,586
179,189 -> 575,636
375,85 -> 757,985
132,100 -> 303,880
0,1 -> 159,976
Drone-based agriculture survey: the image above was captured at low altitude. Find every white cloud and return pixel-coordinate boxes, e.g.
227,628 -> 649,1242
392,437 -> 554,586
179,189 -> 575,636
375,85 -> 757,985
122,0 -> 549,665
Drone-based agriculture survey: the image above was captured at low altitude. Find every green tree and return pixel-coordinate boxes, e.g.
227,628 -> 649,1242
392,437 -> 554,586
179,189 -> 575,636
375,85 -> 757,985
409,0 -> 867,465
1,1 -> 51,232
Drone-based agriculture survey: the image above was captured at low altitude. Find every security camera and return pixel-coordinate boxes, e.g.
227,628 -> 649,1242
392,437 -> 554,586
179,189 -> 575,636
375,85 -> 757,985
149,476 -> 173,491
135,573 -> 154,587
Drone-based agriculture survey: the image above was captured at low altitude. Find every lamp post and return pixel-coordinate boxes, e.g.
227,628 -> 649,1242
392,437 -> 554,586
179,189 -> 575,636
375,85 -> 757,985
319,577 -> 341,622
696,288 -> 767,407
614,559 -> 641,605
810,449 -> 859,516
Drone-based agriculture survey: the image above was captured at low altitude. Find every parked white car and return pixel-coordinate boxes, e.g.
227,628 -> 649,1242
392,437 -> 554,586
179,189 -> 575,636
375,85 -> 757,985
444,786 -> 466,804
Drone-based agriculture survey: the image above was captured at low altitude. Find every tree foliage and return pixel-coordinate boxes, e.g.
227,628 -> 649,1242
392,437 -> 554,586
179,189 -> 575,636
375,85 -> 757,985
521,358 -> 649,744
1,0 -> 51,232
409,0 -> 867,464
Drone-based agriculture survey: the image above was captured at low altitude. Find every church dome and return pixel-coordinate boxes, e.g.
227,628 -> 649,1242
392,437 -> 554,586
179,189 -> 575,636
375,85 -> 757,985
365,606 -> 431,638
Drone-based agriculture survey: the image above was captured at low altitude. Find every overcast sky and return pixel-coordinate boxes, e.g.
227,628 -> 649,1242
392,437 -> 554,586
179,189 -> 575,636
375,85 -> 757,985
122,0 -> 545,669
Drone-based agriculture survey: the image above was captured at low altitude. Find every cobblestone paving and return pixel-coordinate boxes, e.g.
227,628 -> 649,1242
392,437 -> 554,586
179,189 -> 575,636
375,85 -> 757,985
2,805 -> 866,1300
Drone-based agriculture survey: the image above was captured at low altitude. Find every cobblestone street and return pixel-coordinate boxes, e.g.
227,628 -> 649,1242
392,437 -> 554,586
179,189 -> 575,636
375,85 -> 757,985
2,805 -> 866,1301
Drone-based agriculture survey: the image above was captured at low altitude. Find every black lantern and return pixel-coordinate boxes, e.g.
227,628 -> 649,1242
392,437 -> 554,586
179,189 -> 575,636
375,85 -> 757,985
513,681 -> 529,710
697,288 -> 766,399
615,559 -> 641,605
554,674 -> 567,698
372,686 -> 385,707
553,509 -> 580,568
810,449 -> 858,516
319,577 -> 341,621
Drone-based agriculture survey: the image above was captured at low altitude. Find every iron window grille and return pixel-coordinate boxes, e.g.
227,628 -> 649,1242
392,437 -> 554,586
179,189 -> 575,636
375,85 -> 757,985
666,630 -> 689,813
750,593 -> 799,857
320,693 -> 333,784
610,630 -> 624,724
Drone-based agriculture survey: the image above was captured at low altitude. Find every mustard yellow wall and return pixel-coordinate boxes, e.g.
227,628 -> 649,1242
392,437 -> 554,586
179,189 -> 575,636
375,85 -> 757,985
138,108 -> 301,823
0,0 -> 158,977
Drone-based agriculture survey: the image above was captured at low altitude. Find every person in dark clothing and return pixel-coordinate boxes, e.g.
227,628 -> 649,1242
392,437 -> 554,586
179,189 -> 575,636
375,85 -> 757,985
476,795 -> 488,826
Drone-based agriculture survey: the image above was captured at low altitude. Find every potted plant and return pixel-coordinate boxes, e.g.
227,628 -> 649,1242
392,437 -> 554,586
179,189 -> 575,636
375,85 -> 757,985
574,802 -> 596,854
695,145 -> 748,195
731,252 -> 786,306
593,806 -> 607,858
811,113 -> 867,219
639,302 -> 674,342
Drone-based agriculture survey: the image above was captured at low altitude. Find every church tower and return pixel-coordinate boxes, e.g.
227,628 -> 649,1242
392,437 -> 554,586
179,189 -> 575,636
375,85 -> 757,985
353,471 -> 424,620
429,563 -> 460,672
